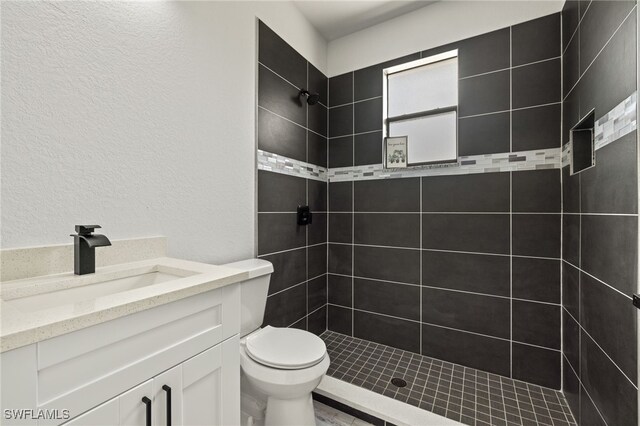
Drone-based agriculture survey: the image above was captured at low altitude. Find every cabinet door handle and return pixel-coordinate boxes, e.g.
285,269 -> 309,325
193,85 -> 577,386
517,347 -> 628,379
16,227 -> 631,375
141,396 -> 152,426
162,385 -> 172,426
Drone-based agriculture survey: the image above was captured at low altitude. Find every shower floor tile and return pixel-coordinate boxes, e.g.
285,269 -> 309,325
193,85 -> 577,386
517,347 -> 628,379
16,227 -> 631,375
320,331 -> 576,426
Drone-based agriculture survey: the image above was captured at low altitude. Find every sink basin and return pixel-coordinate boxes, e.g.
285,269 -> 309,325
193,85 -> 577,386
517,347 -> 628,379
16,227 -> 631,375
1,264 -> 198,313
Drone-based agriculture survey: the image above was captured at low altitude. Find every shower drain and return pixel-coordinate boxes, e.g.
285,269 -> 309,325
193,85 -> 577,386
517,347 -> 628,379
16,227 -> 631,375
390,377 -> 407,388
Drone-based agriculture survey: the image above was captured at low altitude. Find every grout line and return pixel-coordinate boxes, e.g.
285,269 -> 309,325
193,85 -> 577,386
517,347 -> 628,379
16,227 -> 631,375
563,258 -> 633,301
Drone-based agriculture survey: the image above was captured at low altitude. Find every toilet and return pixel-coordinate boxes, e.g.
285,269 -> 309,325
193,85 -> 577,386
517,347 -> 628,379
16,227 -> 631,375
223,259 -> 330,426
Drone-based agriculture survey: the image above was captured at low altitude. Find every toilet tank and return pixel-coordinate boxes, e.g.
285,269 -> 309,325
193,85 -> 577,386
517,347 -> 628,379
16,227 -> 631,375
222,259 -> 274,337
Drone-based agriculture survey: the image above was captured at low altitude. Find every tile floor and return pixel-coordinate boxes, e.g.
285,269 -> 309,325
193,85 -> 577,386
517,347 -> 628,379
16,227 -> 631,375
320,331 -> 577,426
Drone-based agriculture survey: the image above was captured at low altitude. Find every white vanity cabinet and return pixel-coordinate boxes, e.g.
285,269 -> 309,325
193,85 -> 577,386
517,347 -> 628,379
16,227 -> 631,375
0,283 -> 241,426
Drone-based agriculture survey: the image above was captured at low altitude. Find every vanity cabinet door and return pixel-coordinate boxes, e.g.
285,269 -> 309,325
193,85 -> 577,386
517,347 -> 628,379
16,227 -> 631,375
119,380 -> 153,426
151,366 -> 183,426
181,336 -> 239,426
64,398 -> 119,426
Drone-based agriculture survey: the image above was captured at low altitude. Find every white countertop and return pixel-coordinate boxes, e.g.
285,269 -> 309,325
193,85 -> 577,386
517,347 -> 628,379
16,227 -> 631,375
0,257 -> 249,353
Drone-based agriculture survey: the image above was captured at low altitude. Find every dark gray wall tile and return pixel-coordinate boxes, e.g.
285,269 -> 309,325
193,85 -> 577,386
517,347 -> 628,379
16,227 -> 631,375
308,63 -> 328,106
329,72 -> 353,107
512,103 -> 561,151
308,213 -> 327,245
290,316 -> 307,331
563,358 -> 580,423
354,278 -> 420,321
459,70 -> 510,117
512,169 -> 561,213
258,170 -> 305,212
308,131 -> 327,168
580,384 -> 607,426
562,214 -> 580,266
308,275 -> 327,312
581,330 -> 638,426
562,166 -> 580,214
309,103 -> 327,136
580,272 -> 637,381
562,1 -> 580,51
512,214 -> 560,258
354,213 -> 420,248
328,274 -> 352,307
355,131 -> 383,165
354,310 -> 420,353
354,178 -> 420,212
512,59 -> 561,109
308,179 -> 327,212
259,65 -> 307,126
353,53 -> 420,101
562,261 -> 580,320
512,300 -> 560,349
354,98 -> 382,134
422,250 -> 510,297
581,214 -> 638,295
329,104 -> 353,137
329,136 -> 354,168
458,28 -> 510,77
258,21 -> 306,89
579,13 -> 637,118
512,13 -> 561,66
422,288 -> 510,339
263,284 -> 307,327
563,86 -> 580,143
329,213 -> 352,243
329,181 -> 353,212
308,243 -> 327,279
512,343 -> 561,389
260,247 -> 306,294
458,112 -> 510,156
581,131 -> 638,214
422,173 -> 510,212
563,35 -> 580,97
579,1 -> 636,72
512,257 -> 560,304
308,306 -> 327,336
329,304 -> 352,335
328,243 -> 352,275
258,108 -> 306,161
258,213 -> 306,255
421,325 -> 511,377
563,309 -> 580,374
354,245 -> 420,284
422,214 -> 510,254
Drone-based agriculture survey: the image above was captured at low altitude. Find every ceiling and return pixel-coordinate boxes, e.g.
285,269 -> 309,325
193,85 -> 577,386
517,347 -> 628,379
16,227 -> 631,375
293,1 -> 438,41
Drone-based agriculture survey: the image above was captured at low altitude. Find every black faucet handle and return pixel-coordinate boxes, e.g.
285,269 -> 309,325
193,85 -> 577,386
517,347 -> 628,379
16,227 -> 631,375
75,225 -> 102,235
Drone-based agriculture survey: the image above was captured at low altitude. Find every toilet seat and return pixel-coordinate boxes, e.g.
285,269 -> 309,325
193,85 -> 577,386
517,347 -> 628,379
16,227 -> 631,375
245,326 -> 326,370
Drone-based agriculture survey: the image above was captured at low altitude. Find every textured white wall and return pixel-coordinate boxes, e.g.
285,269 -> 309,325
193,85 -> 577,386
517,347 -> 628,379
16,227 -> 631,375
327,0 -> 564,76
1,1 -> 326,264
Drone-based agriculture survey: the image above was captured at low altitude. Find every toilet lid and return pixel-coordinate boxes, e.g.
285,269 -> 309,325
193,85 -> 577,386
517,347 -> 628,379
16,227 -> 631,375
245,326 -> 327,369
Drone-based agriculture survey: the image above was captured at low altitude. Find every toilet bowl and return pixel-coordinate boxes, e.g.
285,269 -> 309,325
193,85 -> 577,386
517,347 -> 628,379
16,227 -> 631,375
240,326 -> 330,426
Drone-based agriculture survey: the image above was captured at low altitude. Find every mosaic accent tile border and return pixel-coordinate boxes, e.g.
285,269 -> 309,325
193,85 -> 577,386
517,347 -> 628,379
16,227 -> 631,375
562,91 -> 637,169
328,148 -> 561,182
257,149 -> 328,182
594,91 -> 637,151
257,92 -> 636,182
321,331 -> 577,426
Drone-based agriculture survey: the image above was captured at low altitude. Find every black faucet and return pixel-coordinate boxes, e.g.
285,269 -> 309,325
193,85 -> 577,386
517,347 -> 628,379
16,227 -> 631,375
70,225 -> 112,275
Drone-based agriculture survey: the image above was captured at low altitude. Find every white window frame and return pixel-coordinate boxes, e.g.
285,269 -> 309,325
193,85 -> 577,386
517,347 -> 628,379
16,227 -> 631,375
382,49 -> 459,167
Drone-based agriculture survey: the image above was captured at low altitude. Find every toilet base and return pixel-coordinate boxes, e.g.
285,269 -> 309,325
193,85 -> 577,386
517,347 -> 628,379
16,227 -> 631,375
265,394 -> 316,426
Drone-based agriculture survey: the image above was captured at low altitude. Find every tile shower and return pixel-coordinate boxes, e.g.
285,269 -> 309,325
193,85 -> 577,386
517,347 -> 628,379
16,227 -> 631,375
256,2 -> 639,425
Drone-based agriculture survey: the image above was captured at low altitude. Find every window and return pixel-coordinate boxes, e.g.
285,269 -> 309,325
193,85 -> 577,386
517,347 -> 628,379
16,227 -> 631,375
383,50 -> 458,166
